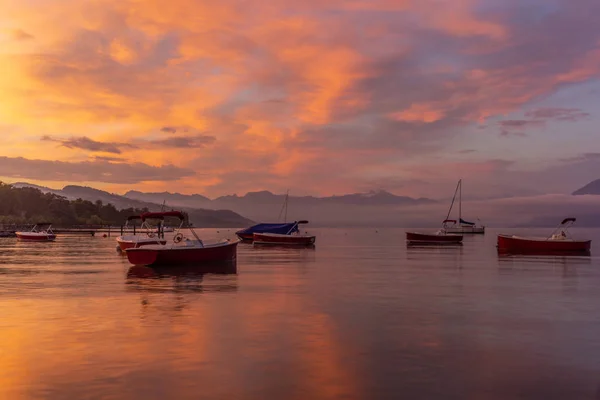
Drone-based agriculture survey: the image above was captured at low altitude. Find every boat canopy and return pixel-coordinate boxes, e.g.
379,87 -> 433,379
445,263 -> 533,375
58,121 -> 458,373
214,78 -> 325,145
236,222 -> 300,236
561,217 -> 576,225
459,218 -> 475,226
141,211 -> 185,221
442,219 -> 457,224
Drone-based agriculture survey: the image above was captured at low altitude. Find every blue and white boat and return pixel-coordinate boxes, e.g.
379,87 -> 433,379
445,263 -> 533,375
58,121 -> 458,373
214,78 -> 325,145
235,221 -> 308,242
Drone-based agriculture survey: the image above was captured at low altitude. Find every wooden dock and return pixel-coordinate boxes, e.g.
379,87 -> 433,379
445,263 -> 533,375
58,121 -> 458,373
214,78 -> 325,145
0,225 -> 169,238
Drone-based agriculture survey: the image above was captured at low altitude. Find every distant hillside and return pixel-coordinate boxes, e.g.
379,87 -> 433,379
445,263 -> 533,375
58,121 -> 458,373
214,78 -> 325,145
126,189 -> 436,208
11,183 -> 253,228
519,214 -> 600,228
572,179 -> 600,195
124,189 -> 437,227
125,190 -> 212,208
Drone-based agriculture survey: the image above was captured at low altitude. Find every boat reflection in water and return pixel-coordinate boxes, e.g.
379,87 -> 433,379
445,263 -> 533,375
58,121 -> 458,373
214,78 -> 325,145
406,241 -> 463,248
497,248 -> 591,257
125,261 -> 238,294
497,250 -> 592,278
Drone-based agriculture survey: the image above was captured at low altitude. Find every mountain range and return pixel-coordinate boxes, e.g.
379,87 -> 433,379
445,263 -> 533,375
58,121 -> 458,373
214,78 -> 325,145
125,189 -> 435,208
9,178 -> 600,227
572,179 -> 600,195
10,182 -> 253,228
124,189 -> 437,226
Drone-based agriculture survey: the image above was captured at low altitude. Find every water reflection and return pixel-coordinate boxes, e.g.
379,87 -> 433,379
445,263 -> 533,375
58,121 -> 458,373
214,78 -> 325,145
242,244 -> 317,266
1,228 -> 600,400
126,263 -> 238,293
405,243 -> 464,269
497,252 -> 592,281
497,248 -> 591,257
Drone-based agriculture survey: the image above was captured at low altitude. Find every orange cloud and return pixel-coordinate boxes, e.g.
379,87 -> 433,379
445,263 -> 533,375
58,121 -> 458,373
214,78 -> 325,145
0,0 -> 598,198
390,103 -> 446,123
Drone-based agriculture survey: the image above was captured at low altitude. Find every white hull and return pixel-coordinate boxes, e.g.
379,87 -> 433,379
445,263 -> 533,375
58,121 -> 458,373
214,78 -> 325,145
445,226 -> 485,234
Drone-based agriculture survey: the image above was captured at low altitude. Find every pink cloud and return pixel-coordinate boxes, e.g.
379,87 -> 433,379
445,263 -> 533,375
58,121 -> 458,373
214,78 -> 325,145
1,0 -> 599,198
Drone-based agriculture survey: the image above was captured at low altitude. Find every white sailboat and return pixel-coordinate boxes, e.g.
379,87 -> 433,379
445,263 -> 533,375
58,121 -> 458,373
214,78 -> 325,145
443,179 -> 485,234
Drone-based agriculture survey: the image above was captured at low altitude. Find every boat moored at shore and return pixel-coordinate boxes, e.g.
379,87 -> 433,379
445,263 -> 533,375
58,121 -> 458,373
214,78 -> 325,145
116,215 -> 167,251
15,223 -> 56,241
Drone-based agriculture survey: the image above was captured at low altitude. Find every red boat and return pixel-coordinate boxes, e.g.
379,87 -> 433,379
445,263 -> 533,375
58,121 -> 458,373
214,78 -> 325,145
125,211 -> 239,266
116,215 -> 166,251
406,220 -> 463,245
15,223 -> 56,241
253,232 -> 316,246
497,218 -> 591,254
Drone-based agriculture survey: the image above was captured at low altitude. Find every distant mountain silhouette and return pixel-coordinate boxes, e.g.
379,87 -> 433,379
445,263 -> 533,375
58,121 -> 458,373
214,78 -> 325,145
519,214 -> 600,228
124,189 -> 437,227
11,183 -> 253,227
572,179 -> 600,195
125,190 -> 212,208
126,189 -> 435,208
12,182 -> 63,195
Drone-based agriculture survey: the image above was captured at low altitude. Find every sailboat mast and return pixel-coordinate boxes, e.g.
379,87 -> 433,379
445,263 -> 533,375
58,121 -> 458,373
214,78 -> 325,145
445,180 -> 461,222
284,190 -> 289,222
277,190 -> 290,222
458,179 -> 462,223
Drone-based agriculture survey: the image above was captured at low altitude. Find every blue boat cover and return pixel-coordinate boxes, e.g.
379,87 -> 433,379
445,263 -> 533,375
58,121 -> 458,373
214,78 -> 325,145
236,222 -> 299,236
459,218 -> 475,226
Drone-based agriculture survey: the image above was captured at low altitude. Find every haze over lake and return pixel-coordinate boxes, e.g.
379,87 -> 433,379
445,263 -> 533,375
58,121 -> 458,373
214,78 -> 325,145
1,228 -> 599,399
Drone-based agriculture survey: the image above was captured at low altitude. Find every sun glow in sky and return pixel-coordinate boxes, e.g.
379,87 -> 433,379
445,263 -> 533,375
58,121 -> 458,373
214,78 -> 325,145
1,0 -> 599,198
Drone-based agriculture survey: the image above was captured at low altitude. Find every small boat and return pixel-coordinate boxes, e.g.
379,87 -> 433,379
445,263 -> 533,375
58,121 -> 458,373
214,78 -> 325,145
116,215 -> 166,251
253,232 -> 316,246
497,218 -> 591,254
236,221 -> 307,242
443,179 -> 485,234
406,220 -> 463,245
15,223 -> 56,241
235,191 -> 309,243
125,211 -> 239,266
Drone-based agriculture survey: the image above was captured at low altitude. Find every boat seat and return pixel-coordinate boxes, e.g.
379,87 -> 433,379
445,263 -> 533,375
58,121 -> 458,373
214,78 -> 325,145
184,239 -> 204,248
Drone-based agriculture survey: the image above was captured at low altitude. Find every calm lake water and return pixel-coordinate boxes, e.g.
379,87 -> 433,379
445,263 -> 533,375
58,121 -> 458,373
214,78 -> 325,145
1,227 -> 600,400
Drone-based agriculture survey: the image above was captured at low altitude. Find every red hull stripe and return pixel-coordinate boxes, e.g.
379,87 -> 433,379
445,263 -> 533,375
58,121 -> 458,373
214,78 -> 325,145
497,235 -> 591,252
125,242 -> 238,266
16,234 -> 56,241
406,232 -> 463,243
253,233 -> 316,245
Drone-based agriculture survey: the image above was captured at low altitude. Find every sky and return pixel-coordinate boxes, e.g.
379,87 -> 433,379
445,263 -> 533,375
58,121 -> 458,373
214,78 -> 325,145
0,0 -> 599,199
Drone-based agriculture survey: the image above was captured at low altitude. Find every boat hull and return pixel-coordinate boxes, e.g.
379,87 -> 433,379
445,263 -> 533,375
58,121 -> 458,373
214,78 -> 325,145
445,226 -> 485,234
125,241 -> 238,266
15,232 -> 56,241
406,232 -> 463,244
497,234 -> 591,254
236,233 -> 255,242
253,233 -> 316,246
116,236 -> 167,251
236,222 -> 302,243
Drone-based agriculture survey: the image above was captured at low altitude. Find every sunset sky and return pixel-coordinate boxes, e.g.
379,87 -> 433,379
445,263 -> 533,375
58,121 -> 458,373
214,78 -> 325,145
1,0 -> 599,199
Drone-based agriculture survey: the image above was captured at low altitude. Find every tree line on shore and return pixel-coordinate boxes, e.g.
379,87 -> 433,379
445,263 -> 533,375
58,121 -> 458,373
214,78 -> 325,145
0,182 -> 186,226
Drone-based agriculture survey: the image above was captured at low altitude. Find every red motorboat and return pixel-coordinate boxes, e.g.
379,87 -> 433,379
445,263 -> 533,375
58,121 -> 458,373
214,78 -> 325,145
125,211 -> 239,266
406,220 -> 463,245
497,218 -> 591,254
15,223 -> 56,241
116,215 -> 166,252
253,232 -> 316,246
